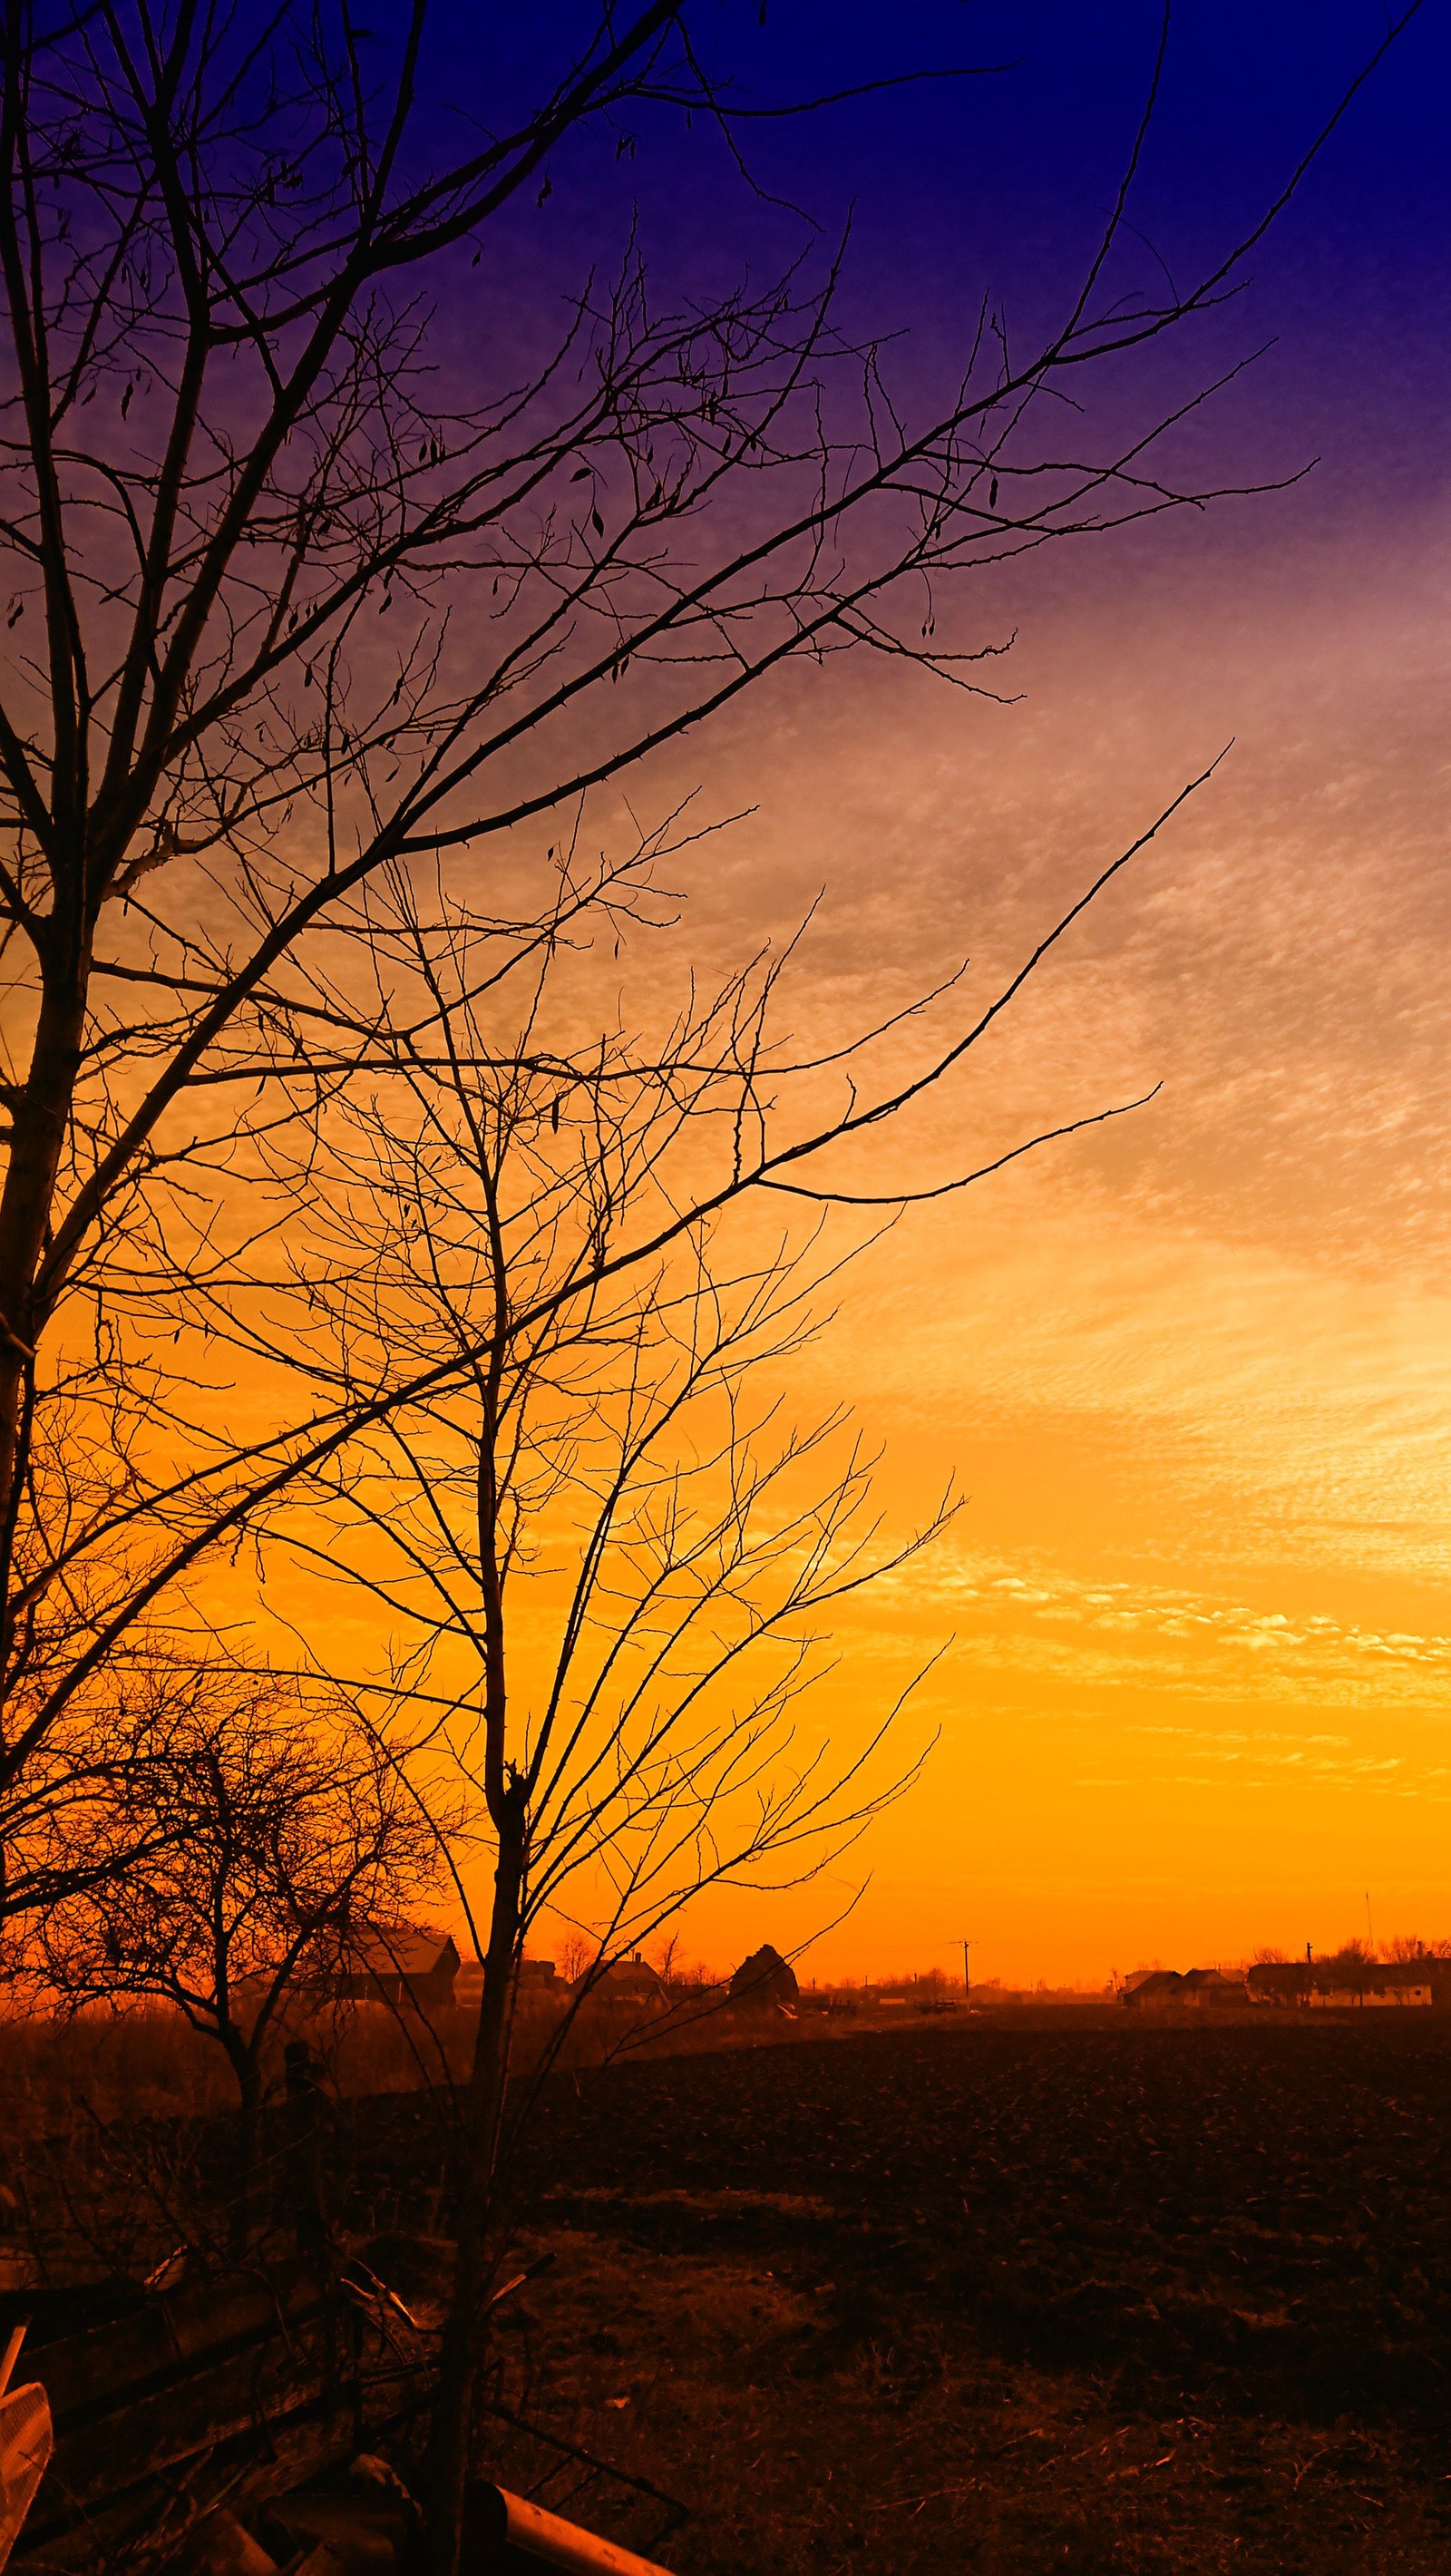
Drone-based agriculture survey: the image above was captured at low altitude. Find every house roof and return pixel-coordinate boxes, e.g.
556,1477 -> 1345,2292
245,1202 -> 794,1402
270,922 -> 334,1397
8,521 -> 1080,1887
1125,1966 -> 1244,2000
576,1951 -> 665,1995
730,1944 -> 797,1995
348,1926 -> 460,1978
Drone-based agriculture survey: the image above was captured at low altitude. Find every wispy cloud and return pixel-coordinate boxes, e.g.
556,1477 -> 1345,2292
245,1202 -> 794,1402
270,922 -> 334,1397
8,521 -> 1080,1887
895,1544 -> 1451,1684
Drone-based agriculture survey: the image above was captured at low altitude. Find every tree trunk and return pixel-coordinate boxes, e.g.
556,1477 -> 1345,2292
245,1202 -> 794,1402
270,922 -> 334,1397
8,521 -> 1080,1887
0,965 -> 87,1550
0,968 -> 91,1627
281,2037 -> 329,2257
225,2038 -> 264,2253
426,1802 -> 526,2576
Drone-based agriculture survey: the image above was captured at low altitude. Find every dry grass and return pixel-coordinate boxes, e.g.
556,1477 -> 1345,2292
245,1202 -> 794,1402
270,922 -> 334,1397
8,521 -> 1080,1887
0,1982 -> 828,2142
0,2007 -> 235,2131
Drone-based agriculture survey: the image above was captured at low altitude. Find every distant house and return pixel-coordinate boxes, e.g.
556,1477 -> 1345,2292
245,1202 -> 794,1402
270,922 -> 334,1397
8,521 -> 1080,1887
337,1926 -> 460,2011
1179,1968 -> 1247,2008
729,1946 -> 799,2012
574,1951 -> 667,2007
452,1955 -> 555,2005
1246,1961 -> 1312,2007
1122,1970 -> 1185,2009
1248,1958 -> 1436,2010
1122,1967 -> 1247,2011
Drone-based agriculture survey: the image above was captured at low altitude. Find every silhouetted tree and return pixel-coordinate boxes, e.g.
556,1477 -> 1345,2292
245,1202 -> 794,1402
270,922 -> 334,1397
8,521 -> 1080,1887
0,1633 -> 194,1982
46,1673 -> 439,2197
260,888 -> 961,2544
0,0 -> 1402,1982
0,13 -> 1421,2566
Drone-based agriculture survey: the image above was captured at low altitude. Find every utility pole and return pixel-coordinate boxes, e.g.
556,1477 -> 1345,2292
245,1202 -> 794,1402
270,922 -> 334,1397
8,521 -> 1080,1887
962,1938 -> 969,2002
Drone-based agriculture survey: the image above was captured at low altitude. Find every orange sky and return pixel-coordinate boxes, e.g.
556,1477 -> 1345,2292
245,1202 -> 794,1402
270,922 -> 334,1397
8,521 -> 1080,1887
144,14 -> 1451,1997
8,5 -> 1451,2005
198,473 -> 1451,1993
542,483 -> 1451,1991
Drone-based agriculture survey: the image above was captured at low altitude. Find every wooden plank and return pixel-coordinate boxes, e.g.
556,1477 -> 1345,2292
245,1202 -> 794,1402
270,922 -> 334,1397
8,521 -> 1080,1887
22,2325 -> 432,2560
12,2257 -> 437,2567
0,2386 -> 52,2574
15,2396 -> 351,2572
38,2262 -> 333,2432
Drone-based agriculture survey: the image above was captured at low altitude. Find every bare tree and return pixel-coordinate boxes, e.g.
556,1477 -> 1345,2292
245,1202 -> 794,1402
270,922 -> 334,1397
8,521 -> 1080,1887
0,0 -> 1410,1939
239,888 -> 970,2552
45,1670 -> 440,2196
0,19 -> 1423,2564
0,1610 -> 209,1973
555,1930 -> 591,1987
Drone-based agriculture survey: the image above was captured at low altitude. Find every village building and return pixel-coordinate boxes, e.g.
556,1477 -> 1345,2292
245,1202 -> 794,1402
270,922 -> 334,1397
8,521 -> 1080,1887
1179,1967 -> 1247,2008
574,1951 -> 668,2006
728,1945 -> 799,2012
456,1955 -> 556,1996
1122,1969 -> 1183,2008
1122,1967 -> 1248,2010
1247,1957 -> 1437,2009
336,1925 -> 460,2011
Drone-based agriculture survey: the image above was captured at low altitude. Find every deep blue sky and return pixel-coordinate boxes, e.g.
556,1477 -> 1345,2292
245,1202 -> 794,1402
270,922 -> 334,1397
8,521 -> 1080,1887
460,3 -> 1448,536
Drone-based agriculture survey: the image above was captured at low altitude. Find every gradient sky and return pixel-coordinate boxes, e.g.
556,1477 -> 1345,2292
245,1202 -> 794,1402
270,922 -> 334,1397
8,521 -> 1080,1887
305,5 -> 1451,1987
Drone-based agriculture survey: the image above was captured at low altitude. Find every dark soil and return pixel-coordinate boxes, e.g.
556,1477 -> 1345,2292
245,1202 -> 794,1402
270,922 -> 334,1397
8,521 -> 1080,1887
345,2014 -> 1451,2571
13,2014 -> 1451,2571
534,2015 -> 1451,2420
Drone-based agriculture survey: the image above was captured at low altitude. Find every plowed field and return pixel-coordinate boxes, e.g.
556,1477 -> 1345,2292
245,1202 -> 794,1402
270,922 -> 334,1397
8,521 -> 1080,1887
353,2015 -> 1451,2572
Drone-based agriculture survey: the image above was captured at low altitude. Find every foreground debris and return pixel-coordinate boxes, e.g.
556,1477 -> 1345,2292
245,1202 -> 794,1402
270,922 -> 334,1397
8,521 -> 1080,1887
0,2324 -> 52,2575
9,2246 -> 433,2570
464,2485 -> 674,2574
2,2240 -> 677,2574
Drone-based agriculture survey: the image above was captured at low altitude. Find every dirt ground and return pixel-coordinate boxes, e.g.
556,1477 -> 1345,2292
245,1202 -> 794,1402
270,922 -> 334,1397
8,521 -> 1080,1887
12,2011 -> 1451,2572
348,2014 -> 1451,2573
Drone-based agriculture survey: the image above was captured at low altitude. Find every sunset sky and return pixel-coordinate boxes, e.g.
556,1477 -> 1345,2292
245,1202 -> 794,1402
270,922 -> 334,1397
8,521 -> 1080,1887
463,3 -> 1451,1988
